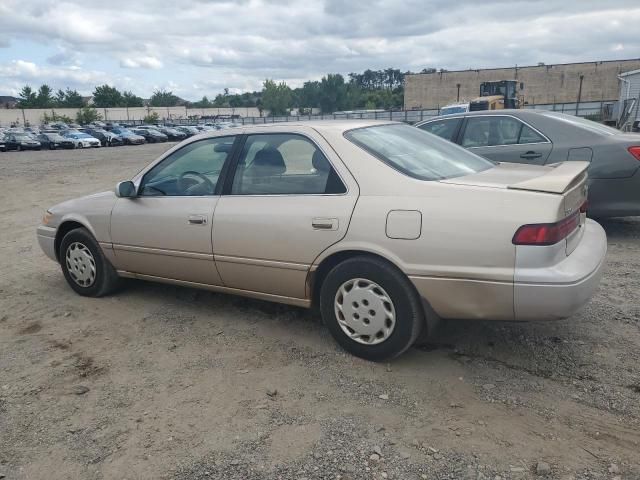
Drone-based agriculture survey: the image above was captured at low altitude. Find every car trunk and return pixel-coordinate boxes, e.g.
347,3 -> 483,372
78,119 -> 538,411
441,161 -> 589,255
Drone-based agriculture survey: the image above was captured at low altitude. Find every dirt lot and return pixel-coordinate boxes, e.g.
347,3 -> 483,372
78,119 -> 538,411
0,144 -> 639,480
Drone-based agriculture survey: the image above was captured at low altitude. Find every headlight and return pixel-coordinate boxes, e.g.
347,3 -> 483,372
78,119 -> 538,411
42,210 -> 53,225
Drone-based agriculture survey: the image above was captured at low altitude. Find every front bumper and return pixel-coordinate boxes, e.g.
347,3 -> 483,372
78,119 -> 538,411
37,225 -> 57,262
513,219 -> 607,321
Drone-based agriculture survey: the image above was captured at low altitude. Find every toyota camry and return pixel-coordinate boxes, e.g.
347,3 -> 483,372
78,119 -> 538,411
37,121 -> 606,360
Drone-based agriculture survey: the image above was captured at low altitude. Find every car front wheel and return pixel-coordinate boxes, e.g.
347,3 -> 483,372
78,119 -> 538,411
320,256 -> 424,361
59,228 -> 121,297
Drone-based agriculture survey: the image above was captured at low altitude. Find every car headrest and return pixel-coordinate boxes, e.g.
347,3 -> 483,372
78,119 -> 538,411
312,150 -> 330,172
253,147 -> 286,175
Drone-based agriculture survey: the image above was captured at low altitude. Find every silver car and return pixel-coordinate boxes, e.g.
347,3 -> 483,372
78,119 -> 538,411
37,121 -> 606,360
415,110 -> 640,217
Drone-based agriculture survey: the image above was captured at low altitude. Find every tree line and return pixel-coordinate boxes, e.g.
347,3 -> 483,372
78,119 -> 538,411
193,68 -> 421,115
14,67 -> 441,115
16,84 -> 181,109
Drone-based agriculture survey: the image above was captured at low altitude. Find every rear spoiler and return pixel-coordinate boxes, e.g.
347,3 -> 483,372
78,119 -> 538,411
508,161 -> 589,194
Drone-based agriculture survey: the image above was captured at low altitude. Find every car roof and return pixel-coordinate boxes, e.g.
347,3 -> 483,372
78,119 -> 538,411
239,119 -> 396,134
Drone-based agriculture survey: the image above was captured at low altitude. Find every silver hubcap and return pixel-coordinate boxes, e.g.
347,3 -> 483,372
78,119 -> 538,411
65,242 -> 96,287
334,278 -> 396,345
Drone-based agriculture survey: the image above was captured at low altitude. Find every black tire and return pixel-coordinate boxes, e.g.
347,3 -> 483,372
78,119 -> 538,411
59,228 -> 121,297
320,256 -> 424,361
77,143 -> 83,149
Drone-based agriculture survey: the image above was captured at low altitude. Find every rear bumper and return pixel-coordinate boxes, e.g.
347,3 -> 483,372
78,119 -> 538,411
37,225 -> 57,262
409,219 -> 607,322
513,219 -> 607,321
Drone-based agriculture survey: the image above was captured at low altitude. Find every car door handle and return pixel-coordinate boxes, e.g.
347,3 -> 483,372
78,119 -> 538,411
188,215 -> 207,225
312,217 -> 338,230
520,151 -> 543,159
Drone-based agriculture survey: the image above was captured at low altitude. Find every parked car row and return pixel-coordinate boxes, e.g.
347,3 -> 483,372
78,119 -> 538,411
1,122 -> 239,153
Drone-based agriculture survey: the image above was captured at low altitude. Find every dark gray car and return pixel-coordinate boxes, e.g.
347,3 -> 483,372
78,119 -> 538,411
415,109 -> 640,217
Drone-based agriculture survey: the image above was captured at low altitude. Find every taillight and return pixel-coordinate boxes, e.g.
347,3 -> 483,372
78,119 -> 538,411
513,212 -> 580,246
628,146 -> 640,161
579,200 -> 588,213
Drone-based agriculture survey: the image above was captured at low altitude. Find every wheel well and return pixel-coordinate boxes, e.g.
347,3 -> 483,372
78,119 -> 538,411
54,221 -> 85,262
310,250 -> 402,308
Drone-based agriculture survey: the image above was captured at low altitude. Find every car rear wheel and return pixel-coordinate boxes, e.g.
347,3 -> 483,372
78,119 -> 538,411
320,256 -> 424,361
59,228 -> 121,297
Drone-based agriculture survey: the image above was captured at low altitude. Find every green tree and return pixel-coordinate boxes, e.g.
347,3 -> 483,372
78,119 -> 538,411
55,88 -> 84,108
92,84 -> 123,107
76,106 -> 103,124
295,81 -> 320,110
122,90 -> 144,107
150,89 -> 179,107
143,112 -> 160,124
63,89 -> 85,108
318,74 -> 347,113
42,111 -> 74,124
192,96 -> 212,108
17,85 -> 37,108
261,79 -> 292,116
35,84 -> 55,108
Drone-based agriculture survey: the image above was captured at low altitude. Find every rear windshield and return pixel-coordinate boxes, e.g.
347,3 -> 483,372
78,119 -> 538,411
345,123 -> 494,180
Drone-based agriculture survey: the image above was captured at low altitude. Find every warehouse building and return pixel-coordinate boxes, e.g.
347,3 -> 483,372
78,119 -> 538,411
404,58 -> 640,110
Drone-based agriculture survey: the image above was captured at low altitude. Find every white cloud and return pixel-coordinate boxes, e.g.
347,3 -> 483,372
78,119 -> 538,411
120,56 -> 163,69
0,0 -> 639,99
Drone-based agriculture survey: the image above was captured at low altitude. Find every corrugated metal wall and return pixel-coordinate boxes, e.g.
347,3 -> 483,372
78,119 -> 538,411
619,72 -> 640,125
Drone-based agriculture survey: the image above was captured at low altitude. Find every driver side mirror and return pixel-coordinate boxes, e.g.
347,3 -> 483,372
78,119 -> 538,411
115,181 -> 137,198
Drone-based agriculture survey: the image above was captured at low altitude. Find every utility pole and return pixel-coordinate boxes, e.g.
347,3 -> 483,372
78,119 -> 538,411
575,74 -> 584,116
456,83 -> 461,102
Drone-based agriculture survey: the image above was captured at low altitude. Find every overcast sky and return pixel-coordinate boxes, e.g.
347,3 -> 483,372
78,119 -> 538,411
0,0 -> 639,100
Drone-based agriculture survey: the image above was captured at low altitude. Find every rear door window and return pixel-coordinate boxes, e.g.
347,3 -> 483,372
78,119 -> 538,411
417,118 -> 462,141
230,134 -> 346,195
461,116 -> 547,147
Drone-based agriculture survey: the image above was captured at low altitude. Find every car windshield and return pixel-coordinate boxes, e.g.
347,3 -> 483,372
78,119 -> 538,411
345,123 -> 494,181
441,105 -> 468,115
539,111 -> 620,135
15,133 -> 31,139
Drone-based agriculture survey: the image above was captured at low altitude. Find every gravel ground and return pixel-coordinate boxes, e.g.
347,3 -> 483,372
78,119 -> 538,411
0,144 -> 638,480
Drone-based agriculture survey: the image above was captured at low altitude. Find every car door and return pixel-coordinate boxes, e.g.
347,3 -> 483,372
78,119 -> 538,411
212,129 -> 359,300
459,115 -> 552,165
110,135 -> 237,285
7,134 -> 17,150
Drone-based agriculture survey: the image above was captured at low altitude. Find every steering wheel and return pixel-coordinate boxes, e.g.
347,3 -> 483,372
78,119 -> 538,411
177,171 -> 215,195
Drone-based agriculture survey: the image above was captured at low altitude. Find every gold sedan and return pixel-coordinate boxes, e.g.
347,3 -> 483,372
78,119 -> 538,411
37,121 -> 606,360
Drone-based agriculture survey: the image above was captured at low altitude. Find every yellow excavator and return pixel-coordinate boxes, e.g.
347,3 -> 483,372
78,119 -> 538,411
469,80 -> 522,111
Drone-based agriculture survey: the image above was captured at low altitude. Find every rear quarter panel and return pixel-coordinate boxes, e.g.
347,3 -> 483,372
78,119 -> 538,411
314,129 -> 566,320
